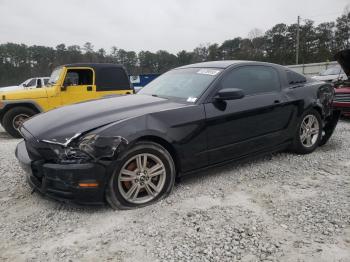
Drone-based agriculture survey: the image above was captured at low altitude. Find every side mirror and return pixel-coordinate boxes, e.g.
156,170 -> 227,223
22,84 -> 27,87
61,79 -> 71,91
215,88 -> 244,101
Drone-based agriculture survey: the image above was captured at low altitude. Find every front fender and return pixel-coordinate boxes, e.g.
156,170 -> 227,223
316,83 -> 335,118
319,109 -> 341,146
95,115 -> 173,146
0,100 -> 43,124
90,104 -> 207,173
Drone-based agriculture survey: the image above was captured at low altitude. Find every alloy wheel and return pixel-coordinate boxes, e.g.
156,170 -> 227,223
117,153 -> 166,204
299,114 -> 320,148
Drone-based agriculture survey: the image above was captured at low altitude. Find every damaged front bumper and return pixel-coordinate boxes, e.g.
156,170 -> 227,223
15,140 -> 108,205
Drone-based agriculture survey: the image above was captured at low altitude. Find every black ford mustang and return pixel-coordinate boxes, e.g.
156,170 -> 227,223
16,61 -> 340,209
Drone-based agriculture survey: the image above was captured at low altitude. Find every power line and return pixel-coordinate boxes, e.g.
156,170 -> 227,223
301,11 -> 343,20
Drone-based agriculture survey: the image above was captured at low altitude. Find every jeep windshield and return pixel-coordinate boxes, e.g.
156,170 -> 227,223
138,68 -> 222,102
47,67 -> 63,85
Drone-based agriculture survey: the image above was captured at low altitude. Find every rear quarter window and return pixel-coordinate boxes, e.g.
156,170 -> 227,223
96,68 -> 131,91
286,70 -> 306,85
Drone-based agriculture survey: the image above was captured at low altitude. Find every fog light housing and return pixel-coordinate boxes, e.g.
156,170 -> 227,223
78,182 -> 99,188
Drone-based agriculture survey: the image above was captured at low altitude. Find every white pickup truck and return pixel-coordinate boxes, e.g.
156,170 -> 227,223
0,77 -> 49,92
311,65 -> 348,82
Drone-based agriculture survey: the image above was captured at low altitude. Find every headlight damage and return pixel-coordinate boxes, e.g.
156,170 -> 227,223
41,134 -> 128,163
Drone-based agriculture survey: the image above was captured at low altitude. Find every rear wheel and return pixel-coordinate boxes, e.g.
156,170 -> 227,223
106,141 -> 176,209
292,109 -> 322,154
2,107 -> 36,138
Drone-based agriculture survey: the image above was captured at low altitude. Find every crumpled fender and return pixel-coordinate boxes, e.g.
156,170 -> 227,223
319,109 -> 341,146
316,83 -> 335,118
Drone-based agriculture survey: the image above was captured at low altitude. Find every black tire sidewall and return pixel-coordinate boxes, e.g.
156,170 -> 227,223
106,141 -> 175,209
293,109 -> 322,154
2,107 -> 36,138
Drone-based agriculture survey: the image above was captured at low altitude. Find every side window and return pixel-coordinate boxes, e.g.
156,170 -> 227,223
43,78 -> 49,85
221,66 -> 280,96
96,68 -> 131,91
286,70 -> 306,85
64,69 -> 93,86
26,78 -> 37,87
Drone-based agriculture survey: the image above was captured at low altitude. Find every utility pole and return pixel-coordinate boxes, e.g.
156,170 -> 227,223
296,15 -> 300,65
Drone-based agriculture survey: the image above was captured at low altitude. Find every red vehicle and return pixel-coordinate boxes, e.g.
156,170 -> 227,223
333,49 -> 350,117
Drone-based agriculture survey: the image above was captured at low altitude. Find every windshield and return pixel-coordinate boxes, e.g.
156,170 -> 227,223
320,66 -> 344,76
19,79 -> 30,87
138,68 -> 222,102
47,67 -> 63,85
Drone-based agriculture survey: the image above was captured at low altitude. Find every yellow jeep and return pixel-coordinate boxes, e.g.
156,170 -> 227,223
0,63 -> 134,138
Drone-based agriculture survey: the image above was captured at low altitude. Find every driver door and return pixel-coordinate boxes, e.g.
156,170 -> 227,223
60,67 -> 96,105
204,65 -> 294,165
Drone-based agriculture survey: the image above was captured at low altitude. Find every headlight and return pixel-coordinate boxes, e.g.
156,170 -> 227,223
49,144 -> 91,163
78,134 -> 128,160
45,134 -> 128,163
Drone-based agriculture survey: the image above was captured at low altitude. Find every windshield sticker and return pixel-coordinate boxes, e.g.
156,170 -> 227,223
197,69 -> 221,76
187,97 -> 197,102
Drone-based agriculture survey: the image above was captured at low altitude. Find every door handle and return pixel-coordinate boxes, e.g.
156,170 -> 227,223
87,86 -> 92,91
274,100 -> 281,104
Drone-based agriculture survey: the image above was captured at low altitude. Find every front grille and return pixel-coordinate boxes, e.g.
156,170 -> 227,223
334,93 -> 350,102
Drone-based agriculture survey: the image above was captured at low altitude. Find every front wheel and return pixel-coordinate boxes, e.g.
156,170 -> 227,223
106,141 -> 176,209
2,107 -> 36,138
292,109 -> 322,154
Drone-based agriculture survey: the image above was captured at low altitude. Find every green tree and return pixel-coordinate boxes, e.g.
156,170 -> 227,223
220,38 -> 241,59
335,13 -> 350,50
207,44 -> 222,61
315,22 -> 335,62
176,50 -> 193,66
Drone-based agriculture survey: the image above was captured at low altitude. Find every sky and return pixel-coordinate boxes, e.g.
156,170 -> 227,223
0,0 -> 348,54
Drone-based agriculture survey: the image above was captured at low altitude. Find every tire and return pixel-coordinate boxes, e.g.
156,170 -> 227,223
292,109 -> 322,154
106,141 -> 176,209
2,107 -> 36,138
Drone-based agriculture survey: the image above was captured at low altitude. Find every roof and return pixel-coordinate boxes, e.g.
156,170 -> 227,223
59,63 -> 131,91
62,63 -> 124,69
177,60 -> 254,69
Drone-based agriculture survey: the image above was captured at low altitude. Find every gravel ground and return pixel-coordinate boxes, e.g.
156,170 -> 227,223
0,121 -> 349,262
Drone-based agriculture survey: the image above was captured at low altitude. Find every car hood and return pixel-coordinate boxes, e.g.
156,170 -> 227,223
1,87 -> 48,99
335,49 -> 350,77
22,94 -> 187,142
0,86 -> 21,92
311,75 -> 338,81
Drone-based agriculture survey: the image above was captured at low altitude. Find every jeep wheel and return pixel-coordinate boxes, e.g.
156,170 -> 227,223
2,107 -> 36,138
